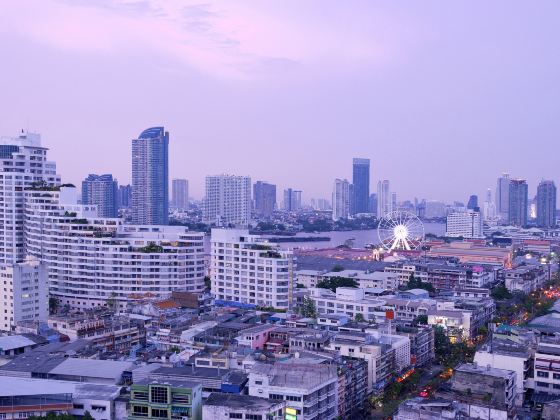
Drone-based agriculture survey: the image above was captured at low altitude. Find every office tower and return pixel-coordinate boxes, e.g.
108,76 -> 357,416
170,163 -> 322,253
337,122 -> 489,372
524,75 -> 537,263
483,188 -> 496,221
391,192 -> 398,212
369,193 -> 378,216
283,188 -> 302,212
253,181 -> 276,217
204,175 -> 251,226
131,126 -> 169,225
446,210 -> 484,238
467,195 -> 478,210
0,131 -> 60,264
352,158 -> 370,214
349,183 -> 355,216
24,186 -> 206,309
171,178 -> 189,210
0,259 -> 48,331
81,174 -> 118,217
424,200 -> 447,219
496,173 -> 511,221
508,179 -> 528,227
117,184 -> 132,208
332,179 -> 351,221
210,228 -> 294,309
537,180 -> 557,229
377,180 -> 391,218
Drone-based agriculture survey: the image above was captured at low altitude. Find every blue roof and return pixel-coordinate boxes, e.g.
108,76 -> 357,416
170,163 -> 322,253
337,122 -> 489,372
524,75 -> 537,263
138,127 -> 165,139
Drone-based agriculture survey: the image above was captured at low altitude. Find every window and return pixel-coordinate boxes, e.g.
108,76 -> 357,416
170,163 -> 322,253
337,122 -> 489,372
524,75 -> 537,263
554,384 -> 560,390
229,414 -> 243,419
132,406 -> 149,417
286,395 -> 301,402
538,371 -> 549,378
246,415 -> 263,420
537,381 -> 550,388
255,380 -> 262,385
554,373 -> 560,380
150,386 -> 168,404
269,393 -> 284,400
151,409 -> 168,418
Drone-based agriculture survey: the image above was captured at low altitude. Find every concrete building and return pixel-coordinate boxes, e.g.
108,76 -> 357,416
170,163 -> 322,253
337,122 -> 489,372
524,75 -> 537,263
248,362 -> 338,420
131,127 -> 169,225
352,158 -> 370,215
117,184 -> 132,209
533,335 -> 560,398
537,180 -> 557,229
81,174 -> 118,217
203,393 -> 286,420
296,270 -> 326,289
427,242 -> 512,268
24,186 -> 206,309
128,378 -> 202,420
504,265 -> 546,294
483,188 -> 497,222
0,334 -> 47,356
332,178 -> 351,221
211,229 -> 295,309
0,131 -> 60,265
253,181 -> 276,217
424,200 -> 447,219
509,179 -> 528,227
283,188 -> 302,212
171,178 -> 189,210
204,175 -> 251,226
496,173 -> 511,222
445,210 -> 484,238
377,180 -> 391,218
0,258 -> 48,332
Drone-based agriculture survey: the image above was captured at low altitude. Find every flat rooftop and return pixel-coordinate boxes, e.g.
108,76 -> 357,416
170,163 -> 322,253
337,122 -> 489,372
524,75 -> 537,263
204,393 -> 284,410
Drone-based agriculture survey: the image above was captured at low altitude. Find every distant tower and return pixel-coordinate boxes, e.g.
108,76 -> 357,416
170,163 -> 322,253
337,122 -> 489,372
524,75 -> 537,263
537,180 -> 557,228
352,158 -> 370,214
508,179 -> 528,227
204,175 -> 251,226
253,181 -> 276,217
131,127 -> 169,225
483,188 -> 496,221
81,174 -> 118,217
283,188 -> 302,212
467,195 -> 478,210
171,179 -> 189,210
377,180 -> 390,218
332,179 -> 351,221
496,173 -> 510,222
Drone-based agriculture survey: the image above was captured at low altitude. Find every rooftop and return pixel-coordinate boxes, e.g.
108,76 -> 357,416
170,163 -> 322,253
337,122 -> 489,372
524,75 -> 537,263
250,362 -> 337,389
204,393 -> 285,410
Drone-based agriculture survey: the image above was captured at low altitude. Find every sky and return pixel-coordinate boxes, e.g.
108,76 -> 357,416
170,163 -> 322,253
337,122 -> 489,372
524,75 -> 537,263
1,0 -> 559,203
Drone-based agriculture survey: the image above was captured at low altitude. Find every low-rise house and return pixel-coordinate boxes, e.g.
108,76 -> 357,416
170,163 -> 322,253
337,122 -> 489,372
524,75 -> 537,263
0,334 -> 47,356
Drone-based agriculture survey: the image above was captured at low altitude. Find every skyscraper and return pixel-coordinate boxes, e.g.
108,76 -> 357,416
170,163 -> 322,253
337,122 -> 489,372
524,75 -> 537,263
131,127 -> 169,225
483,188 -> 496,221
369,193 -> 378,216
253,181 -> 276,217
117,184 -> 132,208
352,158 -> 370,214
204,175 -> 251,226
536,180 -> 557,229
283,188 -> 302,212
171,179 -> 189,210
496,173 -> 511,222
467,195 -> 478,210
377,180 -> 391,218
508,179 -> 528,227
332,179 -> 350,221
81,174 -> 118,217
0,131 -> 60,264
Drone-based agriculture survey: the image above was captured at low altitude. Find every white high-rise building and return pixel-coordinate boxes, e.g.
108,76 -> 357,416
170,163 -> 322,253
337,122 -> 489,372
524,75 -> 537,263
377,180 -> 391,218
0,132 -> 60,264
445,210 -> 484,238
24,186 -> 206,309
483,188 -> 497,222
204,175 -> 251,226
210,228 -> 295,309
0,258 -> 48,332
171,178 -> 189,209
496,173 -> 511,222
332,179 -> 350,221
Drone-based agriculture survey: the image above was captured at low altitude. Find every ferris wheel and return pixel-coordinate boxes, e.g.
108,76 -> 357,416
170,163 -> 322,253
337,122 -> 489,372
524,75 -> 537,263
377,210 -> 425,251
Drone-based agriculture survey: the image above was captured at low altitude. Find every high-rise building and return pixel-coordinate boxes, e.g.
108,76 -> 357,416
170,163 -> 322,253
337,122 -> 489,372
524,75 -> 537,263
210,229 -> 295,309
446,210 -> 484,238
81,174 -> 118,217
204,175 -> 251,226
117,184 -> 132,208
312,198 -> 331,211
467,195 -> 478,210
283,188 -> 302,212
0,131 -> 60,264
25,186 -> 206,309
171,178 -> 189,210
391,192 -> 398,212
537,180 -> 557,229
508,179 -> 528,227
483,188 -> 496,221
352,158 -> 370,214
496,173 -> 511,222
332,179 -> 351,221
369,193 -> 378,216
253,181 -> 276,217
377,180 -> 391,218
131,127 -> 169,225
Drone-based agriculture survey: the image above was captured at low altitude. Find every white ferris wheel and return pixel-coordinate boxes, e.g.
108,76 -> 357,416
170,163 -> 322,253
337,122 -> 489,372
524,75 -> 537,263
377,210 -> 425,251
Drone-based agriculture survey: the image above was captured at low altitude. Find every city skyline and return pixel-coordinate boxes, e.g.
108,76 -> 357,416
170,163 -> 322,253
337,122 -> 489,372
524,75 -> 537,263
1,1 -> 559,202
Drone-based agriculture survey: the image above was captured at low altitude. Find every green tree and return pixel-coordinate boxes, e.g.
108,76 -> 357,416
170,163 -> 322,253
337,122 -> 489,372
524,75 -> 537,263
355,313 -> 365,322
491,285 -> 512,300
48,296 -> 59,314
204,276 -> 211,289
83,412 -> 94,420
331,264 -> 344,272
300,297 -> 317,318
317,276 -> 358,292
412,314 -> 428,326
105,292 -> 117,311
405,273 -> 435,293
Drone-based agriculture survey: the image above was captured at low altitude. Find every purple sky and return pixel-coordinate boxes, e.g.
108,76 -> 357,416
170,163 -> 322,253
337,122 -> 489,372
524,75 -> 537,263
1,1 -> 559,203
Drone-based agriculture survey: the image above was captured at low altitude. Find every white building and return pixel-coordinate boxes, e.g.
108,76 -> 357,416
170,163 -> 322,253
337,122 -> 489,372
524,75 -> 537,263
0,258 -> 48,332
203,393 -> 286,420
171,178 -> 189,209
249,362 -> 338,420
203,175 -> 251,226
446,210 -> 484,238
211,228 -> 295,309
534,335 -> 560,397
332,178 -> 351,221
496,173 -> 511,222
377,180 -> 391,218
483,188 -> 497,222
296,270 -> 325,289
24,186 -> 206,309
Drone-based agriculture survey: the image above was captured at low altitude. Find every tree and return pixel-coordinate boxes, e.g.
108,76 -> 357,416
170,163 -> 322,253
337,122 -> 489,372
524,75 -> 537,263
491,285 -> 512,300
300,297 -> 317,318
355,313 -> 365,322
412,314 -> 428,326
405,273 -> 435,293
105,292 -> 117,311
83,412 -> 94,420
48,296 -> 59,314
317,276 -> 358,292
331,265 -> 345,272
204,276 -> 211,289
